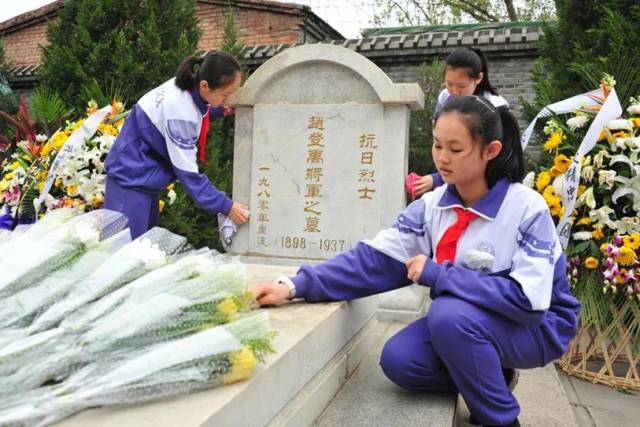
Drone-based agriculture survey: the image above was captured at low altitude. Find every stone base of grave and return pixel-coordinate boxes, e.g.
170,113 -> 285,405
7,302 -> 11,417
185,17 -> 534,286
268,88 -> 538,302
55,264 -> 380,427
238,255 -> 432,324
378,285 -> 430,323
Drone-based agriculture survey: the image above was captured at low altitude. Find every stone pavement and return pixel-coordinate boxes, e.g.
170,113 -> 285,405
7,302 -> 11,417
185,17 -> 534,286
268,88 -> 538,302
315,321 -> 640,427
559,371 -> 640,427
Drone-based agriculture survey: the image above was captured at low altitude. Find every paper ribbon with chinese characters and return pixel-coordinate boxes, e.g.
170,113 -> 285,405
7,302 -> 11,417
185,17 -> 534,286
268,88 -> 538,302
34,105 -> 113,216
554,88 -> 622,250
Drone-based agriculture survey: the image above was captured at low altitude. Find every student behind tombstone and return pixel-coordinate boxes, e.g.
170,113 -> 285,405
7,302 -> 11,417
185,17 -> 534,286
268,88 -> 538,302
105,51 -> 250,238
407,47 -> 509,200
251,96 -> 579,427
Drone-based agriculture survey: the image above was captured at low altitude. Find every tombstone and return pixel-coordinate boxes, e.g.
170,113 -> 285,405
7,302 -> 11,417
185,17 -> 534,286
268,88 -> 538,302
229,44 -> 428,322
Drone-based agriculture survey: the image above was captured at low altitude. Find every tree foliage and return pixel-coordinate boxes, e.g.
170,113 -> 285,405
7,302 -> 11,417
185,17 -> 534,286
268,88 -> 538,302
38,0 -> 201,110
530,0 -> 640,109
366,0 -> 556,26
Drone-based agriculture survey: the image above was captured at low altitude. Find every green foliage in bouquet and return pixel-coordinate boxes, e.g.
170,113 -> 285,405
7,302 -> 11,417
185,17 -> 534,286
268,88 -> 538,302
530,0 -> 640,110
408,60 -> 445,176
38,0 -> 201,110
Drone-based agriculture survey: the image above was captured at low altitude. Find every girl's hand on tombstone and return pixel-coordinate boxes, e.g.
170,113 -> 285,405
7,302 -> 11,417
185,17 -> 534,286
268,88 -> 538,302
228,202 -> 250,225
250,282 -> 290,306
222,106 -> 236,117
414,175 -> 434,197
406,255 -> 428,283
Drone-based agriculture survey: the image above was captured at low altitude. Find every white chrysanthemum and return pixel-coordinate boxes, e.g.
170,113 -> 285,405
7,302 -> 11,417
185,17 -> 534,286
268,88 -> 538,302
78,173 -> 105,204
627,104 -> 640,116
168,189 -> 177,205
96,134 -> 116,153
589,206 -> 616,230
598,170 -> 617,188
567,115 -> 589,131
593,150 -> 609,168
606,119 -> 633,131
580,165 -> 594,183
72,222 -> 101,247
572,231 -> 593,241
552,176 -> 564,195
35,134 -> 48,143
127,238 -> 168,269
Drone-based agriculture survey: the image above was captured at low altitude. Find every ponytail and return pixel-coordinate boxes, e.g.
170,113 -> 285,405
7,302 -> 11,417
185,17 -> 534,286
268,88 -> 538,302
175,55 -> 203,91
175,51 -> 241,92
486,107 -> 524,187
469,48 -> 498,96
437,96 -> 524,187
445,48 -> 499,96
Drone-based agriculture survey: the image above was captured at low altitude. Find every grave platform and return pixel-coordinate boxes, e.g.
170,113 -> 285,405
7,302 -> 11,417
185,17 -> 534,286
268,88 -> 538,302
52,264 -> 388,426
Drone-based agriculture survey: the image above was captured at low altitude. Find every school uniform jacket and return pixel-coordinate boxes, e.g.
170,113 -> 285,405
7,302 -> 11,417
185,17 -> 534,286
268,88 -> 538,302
290,179 -> 580,359
105,78 -> 233,215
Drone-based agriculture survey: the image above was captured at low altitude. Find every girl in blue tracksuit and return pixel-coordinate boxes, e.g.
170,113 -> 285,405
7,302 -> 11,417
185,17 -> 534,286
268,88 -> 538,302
105,51 -> 249,238
252,96 -> 579,427
408,47 -> 509,199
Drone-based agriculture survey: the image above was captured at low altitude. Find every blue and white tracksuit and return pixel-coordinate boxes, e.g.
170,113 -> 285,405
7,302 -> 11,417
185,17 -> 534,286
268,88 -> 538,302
288,178 -> 580,425
105,78 -> 232,238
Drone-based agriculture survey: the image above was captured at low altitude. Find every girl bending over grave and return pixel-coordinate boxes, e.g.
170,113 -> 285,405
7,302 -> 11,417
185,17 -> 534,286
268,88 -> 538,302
407,47 -> 509,200
251,95 -> 579,427
105,51 -> 249,238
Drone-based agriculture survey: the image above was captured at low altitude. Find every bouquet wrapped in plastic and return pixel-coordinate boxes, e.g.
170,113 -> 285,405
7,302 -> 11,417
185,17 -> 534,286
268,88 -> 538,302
0,255 -> 252,395
0,313 -> 275,427
29,227 -> 186,333
0,229 -> 131,329
0,209 -> 127,298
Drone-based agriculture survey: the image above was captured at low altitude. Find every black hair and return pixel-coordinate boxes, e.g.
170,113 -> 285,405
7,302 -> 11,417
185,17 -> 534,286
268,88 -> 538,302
175,51 -> 241,91
435,95 -> 524,187
445,48 -> 498,95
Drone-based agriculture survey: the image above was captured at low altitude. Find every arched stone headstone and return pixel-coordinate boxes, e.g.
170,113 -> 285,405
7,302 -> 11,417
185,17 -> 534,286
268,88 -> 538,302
229,44 -> 424,265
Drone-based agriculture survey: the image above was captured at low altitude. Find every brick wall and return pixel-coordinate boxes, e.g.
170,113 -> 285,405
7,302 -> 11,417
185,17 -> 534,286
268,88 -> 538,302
381,54 -> 538,124
2,20 -> 49,66
196,4 -> 304,51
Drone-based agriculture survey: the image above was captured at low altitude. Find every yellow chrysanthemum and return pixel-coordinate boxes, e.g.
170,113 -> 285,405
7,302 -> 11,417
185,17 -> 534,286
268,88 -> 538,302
553,154 -> 571,174
216,297 -> 239,323
51,131 -> 68,151
224,347 -> 257,384
4,172 -> 13,180
623,234 -> 640,250
98,123 -> 118,137
592,227 -> 604,240
577,185 -> 587,197
40,142 -> 53,157
167,183 -> 175,191
0,180 -> 9,192
631,118 -> 640,128
600,243 -> 610,255
37,182 -> 45,192
159,199 -> 166,212
92,195 -> 104,209
576,217 -> 591,226
612,131 -> 630,139
615,246 -> 637,266
65,185 -> 78,197
68,119 -> 85,132
54,178 -> 62,188
584,257 -> 600,269
598,129 -> 608,141
38,171 -> 48,180
543,131 -> 563,152
535,171 -> 551,192
9,161 -> 20,171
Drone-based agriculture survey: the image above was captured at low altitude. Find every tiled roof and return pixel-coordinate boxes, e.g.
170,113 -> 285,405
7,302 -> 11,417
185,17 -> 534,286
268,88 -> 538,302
240,24 -> 543,67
